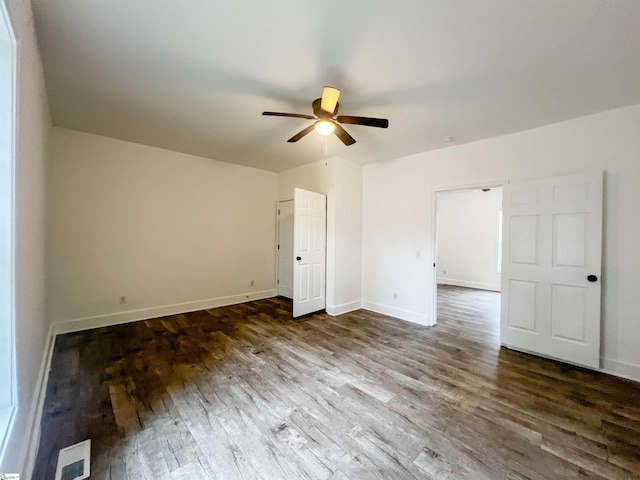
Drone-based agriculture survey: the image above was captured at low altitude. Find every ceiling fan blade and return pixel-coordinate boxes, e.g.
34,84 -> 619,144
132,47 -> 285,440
320,86 -> 340,115
263,111 -> 315,120
336,115 -> 389,128
334,123 -> 356,146
287,125 -> 316,143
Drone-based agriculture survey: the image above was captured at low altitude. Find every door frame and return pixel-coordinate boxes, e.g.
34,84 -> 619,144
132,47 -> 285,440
430,180 -> 505,326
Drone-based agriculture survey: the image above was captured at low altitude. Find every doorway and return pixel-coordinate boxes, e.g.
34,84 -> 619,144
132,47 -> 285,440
277,200 -> 294,299
433,186 -> 503,330
276,188 -> 327,318
432,172 -> 603,370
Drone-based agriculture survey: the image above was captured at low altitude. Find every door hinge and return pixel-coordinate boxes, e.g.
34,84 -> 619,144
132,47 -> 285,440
278,209 -> 280,215
433,263 -> 436,267
277,279 -> 279,284
277,244 -> 280,249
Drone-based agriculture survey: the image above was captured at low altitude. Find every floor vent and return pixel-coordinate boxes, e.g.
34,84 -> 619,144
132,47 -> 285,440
54,439 -> 91,480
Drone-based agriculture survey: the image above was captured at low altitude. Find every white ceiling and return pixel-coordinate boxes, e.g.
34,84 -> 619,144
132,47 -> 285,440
32,1 -> 640,172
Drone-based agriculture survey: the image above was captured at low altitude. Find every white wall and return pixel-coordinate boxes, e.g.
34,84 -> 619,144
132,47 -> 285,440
362,103 -> 640,381
437,188 -> 502,291
331,159 -> 363,311
278,157 -> 362,315
48,128 -> 277,331
1,0 -> 51,474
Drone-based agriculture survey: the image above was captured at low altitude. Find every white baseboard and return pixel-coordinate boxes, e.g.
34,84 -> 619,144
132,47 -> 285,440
437,278 -> 501,292
53,290 -> 276,335
326,301 -> 362,316
22,322 -> 56,480
601,357 -> 640,383
361,301 -> 433,327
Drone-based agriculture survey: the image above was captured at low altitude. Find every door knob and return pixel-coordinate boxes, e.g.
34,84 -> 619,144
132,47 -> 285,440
587,274 -> 598,282
296,256 -> 302,261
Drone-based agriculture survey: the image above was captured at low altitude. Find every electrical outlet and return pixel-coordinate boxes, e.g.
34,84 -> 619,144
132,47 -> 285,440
250,280 -> 254,287
393,293 -> 398,300
119,295 -> 127,305
443,270 -> 447,275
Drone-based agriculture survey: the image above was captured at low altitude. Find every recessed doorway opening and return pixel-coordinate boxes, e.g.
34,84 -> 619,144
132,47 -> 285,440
433,186 -> 503,335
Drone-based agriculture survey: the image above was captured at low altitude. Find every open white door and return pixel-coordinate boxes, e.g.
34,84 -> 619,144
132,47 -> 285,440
277,200 -> 294,299
293,188 -> 326,317
501,172 -> 603,368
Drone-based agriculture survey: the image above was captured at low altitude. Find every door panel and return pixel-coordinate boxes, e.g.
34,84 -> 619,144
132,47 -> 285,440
550,284 -> 586,342
510,215 -> 539,264
553,213 -> 586,267
507,280 -> 538,332
293,188 -> 326,317
501,172 -> 603,368
299,265 -> 309,301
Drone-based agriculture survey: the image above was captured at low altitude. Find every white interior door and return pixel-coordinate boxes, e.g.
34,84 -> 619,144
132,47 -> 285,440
500,172 -> 603,368
293,188 -> 326,317
277,200 -> 294,299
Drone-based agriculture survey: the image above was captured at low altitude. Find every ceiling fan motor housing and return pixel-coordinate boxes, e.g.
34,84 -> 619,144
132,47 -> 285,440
313,98 -> 338,118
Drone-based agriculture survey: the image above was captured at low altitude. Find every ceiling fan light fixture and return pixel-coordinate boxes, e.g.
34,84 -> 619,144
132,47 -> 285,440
315,120 -> 335,136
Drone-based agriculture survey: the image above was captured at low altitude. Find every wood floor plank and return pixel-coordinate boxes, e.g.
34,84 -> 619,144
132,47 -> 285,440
32,286 -> 640,479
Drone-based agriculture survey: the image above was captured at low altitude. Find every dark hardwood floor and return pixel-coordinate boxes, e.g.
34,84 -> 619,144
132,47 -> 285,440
33,286 -> 640,479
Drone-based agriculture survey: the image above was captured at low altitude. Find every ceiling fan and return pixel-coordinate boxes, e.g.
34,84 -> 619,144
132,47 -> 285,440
262,86 -> 389,146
